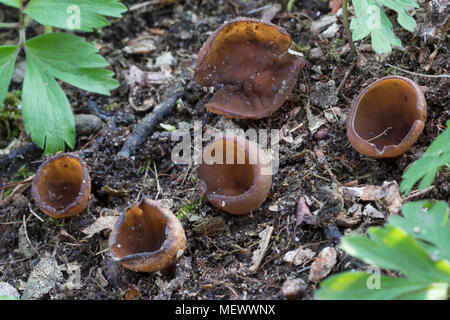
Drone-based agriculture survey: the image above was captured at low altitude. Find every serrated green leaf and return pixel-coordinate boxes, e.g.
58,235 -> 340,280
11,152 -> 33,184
0,0 -> 20,8
342,225 -> 450,282
389,201 -> 450,261
22,53 -> 75,154
377,0 -> 418,31
0,45 -> 19,107
351,0 -> 402,54
25,33 -> 118,95
24,0 -> 127,32
400,121 -> 450,194
315,271 -> 447,300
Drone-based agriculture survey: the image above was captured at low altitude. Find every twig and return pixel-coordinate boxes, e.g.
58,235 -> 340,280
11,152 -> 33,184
153,161 -> 162,200
385,63 -> 450,79
342,0 -> 357,58
0,143 -> 41,167
117,71 -> 189,159
28,203 -> 44,223
367,127 -> 392,142
129,0 -> 159,11
403,186 -> 435,201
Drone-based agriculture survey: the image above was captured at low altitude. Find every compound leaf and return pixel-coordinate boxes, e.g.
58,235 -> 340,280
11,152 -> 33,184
0,0 -> 20,8
389,201 -> 450,261
316,201 -> 450,300
400,121 -> 450,194
25,33 -> 118,95
315,271 -> 447,300
24,0 -> 127,32
22,53 -> 75,154
351,0 -> 402,53
0,45 -> 19,107
342,225 -> 450,282
377,0 -> 418,31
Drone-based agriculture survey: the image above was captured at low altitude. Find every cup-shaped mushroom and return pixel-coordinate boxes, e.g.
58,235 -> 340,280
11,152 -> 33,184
346,76 -> 427,158
109,198 -> 186,273
32,153 -> 91,218
195,17 -> 306,119
197,134 -> 272,214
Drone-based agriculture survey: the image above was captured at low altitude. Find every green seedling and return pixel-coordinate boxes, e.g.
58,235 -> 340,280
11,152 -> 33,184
0,0 -> 127,154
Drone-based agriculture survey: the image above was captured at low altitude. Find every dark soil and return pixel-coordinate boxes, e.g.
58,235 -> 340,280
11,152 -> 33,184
0,0 -> 449,300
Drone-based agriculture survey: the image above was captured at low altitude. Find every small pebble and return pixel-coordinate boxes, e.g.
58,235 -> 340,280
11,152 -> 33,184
281,278 -> 307,299
314,127 -> 329,140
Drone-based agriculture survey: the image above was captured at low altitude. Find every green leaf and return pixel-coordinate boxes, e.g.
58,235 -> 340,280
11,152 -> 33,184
24,0 -> 127,32
351,0 -> 402,54
342,226 -> 450,282
22,53 -> 75,154
389,201 -> 450,261
377,0 -> 418,31
0,0 -> 20,8
0,45 -> 19,107
25,33 -> 118,95
316,200 -> 450,300
0,295 -> 19,300
315,271 -> 448,300
400,121 -> 450,194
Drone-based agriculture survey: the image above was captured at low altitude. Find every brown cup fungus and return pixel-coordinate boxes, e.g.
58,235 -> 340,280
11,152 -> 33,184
195,17 -> 306,119
346,76 -> 427,158
197,134 -> 272,214
109,198 -> 186,273
32,153 -> 91,218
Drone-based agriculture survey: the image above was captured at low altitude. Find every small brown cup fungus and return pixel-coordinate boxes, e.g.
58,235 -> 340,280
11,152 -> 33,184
32,153 -> 91,218
346,76 -> 427,158
109,198 -> 186,274
197,134 -> 272,214
195,17 -> 306,119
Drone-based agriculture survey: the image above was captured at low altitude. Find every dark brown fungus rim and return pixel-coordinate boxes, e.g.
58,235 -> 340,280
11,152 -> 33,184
197,134 -> 273,215
195,17 -> 305,119
109,198 -> 186,273
31,153 -> 91,218
346,75 -> 427,158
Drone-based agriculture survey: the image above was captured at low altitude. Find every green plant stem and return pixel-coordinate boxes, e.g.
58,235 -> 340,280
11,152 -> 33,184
287,0 -> 296,12
44,25 -> 53,33
18,0 -> 26,46
343,0 -> 357,58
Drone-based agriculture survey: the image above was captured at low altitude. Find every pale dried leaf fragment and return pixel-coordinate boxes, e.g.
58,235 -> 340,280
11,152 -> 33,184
249,226 -> 274,273
0,282 -> 20,299
22,253 -> 63,299
296,196 -> 317,226
81,216 -> 118,239
376,181 -> 402,216
123,35 -> 156,54
283,248 -> 316,265
309,247 -> 337,282
362,204 -> 385,219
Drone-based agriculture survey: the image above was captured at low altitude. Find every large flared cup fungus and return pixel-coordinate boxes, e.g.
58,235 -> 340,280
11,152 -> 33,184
109,198 -> 186,273
346,76 -> 427,158
197,134 -> 272,214
195,17 -> 306,119
32,153 -> 91,218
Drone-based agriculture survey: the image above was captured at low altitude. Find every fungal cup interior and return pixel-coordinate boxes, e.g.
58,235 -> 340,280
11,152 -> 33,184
35,156 -> 83,210
198,139 -> 254,197
111,202 -> 168,259
353,79 -> 421,152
